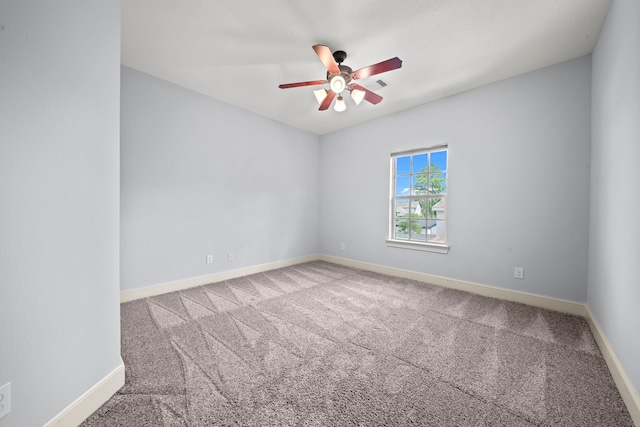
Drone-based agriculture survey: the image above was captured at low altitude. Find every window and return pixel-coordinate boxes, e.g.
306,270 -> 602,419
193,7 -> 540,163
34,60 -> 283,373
388,146 -> 448,253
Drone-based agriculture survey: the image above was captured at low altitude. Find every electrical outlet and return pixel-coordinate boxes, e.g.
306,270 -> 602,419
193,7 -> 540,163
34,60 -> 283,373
206,254 -> 213,264
0,382 -> 11,419
228,252 -> 234,261
340,243 -> 346,251
514,267 -> 524,279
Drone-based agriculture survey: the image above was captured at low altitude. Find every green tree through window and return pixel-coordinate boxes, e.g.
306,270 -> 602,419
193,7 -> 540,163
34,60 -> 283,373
414,163 -> 445,219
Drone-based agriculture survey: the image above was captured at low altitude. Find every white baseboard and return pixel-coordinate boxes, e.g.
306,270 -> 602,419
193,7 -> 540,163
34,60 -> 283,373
43,360 -> 125,427
320,255 -> 585,315
584,305 -> 640,425
120,255 -> 320,303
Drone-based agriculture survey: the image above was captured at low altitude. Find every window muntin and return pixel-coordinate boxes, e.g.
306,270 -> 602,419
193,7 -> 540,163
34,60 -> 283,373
390,147 -> 448,246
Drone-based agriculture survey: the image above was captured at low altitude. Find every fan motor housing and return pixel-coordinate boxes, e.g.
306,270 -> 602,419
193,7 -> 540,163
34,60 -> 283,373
327,64 -> 353,86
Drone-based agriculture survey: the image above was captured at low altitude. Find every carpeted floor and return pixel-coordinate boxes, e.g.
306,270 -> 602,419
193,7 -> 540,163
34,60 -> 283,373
82,261 -> 633,426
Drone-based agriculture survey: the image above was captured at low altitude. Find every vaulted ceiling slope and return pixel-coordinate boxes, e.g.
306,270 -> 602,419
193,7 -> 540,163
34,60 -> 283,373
122,0 -> 611,135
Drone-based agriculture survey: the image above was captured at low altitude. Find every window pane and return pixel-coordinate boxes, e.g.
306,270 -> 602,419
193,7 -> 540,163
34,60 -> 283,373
410,199 -> 425,218
395,176 -> 410,196
430,151 -> 447,171
394,219 -> 410,240
427,220 -> 445,243
412,175 -> 427,195
412,153 -> 427,173
396,156 -> 410,175
427,197 -> 444,219
429,172 -> 447,195
394,198 -> 410,218
410,219 -> 427,241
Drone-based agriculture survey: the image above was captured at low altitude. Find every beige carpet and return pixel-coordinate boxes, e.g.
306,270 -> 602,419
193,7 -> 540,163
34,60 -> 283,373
82,261 -> 633,426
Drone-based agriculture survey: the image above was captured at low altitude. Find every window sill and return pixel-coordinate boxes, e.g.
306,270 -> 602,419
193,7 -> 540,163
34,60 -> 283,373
385,239 -> 450,254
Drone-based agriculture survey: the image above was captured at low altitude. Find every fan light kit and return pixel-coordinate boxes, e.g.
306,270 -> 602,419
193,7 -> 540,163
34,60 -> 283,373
279,45 -> 402,112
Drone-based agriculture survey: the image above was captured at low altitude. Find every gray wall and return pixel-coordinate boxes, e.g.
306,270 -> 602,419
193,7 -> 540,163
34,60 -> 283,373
0,1 -> 121,426
320,57 -> 592,302
120,67 -> 320,291
589,0 -> 640,395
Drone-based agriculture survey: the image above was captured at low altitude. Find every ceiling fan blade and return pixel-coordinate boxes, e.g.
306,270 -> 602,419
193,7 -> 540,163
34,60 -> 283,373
351,57 -> 402,80
319,90 -> 336,111
313,45 -> 340,74
279,80 -> 327,89
351,83 -> 383,105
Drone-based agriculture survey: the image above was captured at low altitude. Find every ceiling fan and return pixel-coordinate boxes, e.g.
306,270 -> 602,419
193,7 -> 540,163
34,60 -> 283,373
279,45 -> 402,112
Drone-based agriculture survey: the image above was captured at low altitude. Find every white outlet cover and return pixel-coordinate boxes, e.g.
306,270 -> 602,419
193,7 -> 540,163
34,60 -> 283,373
0,382 -> 11,419
514,267 -> 524,279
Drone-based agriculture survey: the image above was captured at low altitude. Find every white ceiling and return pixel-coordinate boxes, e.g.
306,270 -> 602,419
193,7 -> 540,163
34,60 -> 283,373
122,0 -> 611,135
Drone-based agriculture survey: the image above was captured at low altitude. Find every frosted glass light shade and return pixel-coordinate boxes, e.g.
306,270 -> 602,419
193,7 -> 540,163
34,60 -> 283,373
313,89 -> 327,104
334,95 -> 346,112
330,75 -> 346,93
350,89 -> 365,105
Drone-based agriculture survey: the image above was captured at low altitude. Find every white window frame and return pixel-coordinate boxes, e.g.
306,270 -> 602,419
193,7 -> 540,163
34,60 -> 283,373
386,145 -> 449,254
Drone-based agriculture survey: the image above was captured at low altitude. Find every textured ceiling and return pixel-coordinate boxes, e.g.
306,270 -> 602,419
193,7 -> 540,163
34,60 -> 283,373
122,0 -> 611,135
